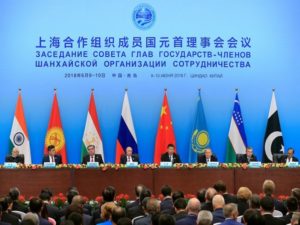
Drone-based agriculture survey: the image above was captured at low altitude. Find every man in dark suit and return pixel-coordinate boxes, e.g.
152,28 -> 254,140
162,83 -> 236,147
81,144 -> 104,164
212,195 -> 225,224
9,187 -> 28,213
238,147 -> 258,163
198,148 -> 218,163
213,180 -> 237,204
219,203 -> 242,225
280,197 -> 298,224
0,205 -> 11,225
127,188 -> 151,219
5,148 -> 24,164
160,185 -> 174,215
29,198 -> 51,225
126,184 -> 145,212
42,145 -> 62,165
120,146 -> 140,164
0,197 -> 20,225
160,143 -> 181,163
281,147 -> 299,163
176,198 -> 200,225
260,196 -> 285,225
173,198 -> 187,221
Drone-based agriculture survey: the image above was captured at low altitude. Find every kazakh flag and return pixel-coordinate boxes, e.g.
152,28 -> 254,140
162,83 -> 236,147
189,90 -> 210,163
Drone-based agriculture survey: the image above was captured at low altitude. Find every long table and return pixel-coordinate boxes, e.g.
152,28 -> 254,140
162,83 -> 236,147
0,168 -> 299,198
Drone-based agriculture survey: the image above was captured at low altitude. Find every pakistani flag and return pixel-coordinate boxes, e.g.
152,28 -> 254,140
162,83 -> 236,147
262,91 -> 284,162
9,91 -> 32,164
226,92 -> 247,162
81,91 -> 104,162
189,90 -> 210,163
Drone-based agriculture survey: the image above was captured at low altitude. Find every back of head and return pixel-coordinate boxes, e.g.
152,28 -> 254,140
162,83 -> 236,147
102,186 -> 116,202
262,180 -> 275,196
151,213 -> 161,225
187,198 -> 201,215
101,202 -> 117,221
65,204 -> 83,219
117,217 -> 132,225
237,187 -> 252,201
158,214 -> 175,225
174,198 -> 187,211
9,187 -> 20,201
161,185 -> 172,197
287,197 -> 298,212
212,194 -> 225,210
197,189 -> 206,203
292,188 -> 300,202
243,209 -> 259,224
29,198 -> 43,214
22,213 -> 39,225
249,194 -> 260,209
205,187 -> 217,202
0,197 -> 9,211
139,188 -> 152,204
111,206 -> 126,224
260,196 -> 274,213
291,212 -> 300,225
67,189 -> 79,205
223,203 -> 238,219
67,212 -> 83,225
172,191 -> 184,202
135,184 -> 145,198
146,198 -> 160,215
71,195 -> 84,206
197,210 -> 213,225
247,211 -> 265,225
213,180 -> 227,194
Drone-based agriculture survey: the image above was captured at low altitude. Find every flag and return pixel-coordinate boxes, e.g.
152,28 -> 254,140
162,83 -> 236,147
189,90 -> 210,163
9,91 -> 32,164
154,92 -> 176,163
44,91 -> 67,163
115,90 -> 138,163
263,91 -> 284,162
226,92 -> 247,162
81,91 -> 104,162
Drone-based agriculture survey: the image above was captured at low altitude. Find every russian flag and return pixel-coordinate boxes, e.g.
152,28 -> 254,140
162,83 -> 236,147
115,90 -> 138,163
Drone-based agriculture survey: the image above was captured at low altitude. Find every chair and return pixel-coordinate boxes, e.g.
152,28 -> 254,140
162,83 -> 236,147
273,154 -> 284,163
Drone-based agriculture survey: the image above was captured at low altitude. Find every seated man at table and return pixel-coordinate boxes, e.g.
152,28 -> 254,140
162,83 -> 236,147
5,147 -> 24,164
160,143 -> 181,163
82,144 -> 104,164
120,146 -> 140,164
281,147 -> 299,163
42,145 -> 62,165
238,147 -> 257,163
198,148 -> 218,163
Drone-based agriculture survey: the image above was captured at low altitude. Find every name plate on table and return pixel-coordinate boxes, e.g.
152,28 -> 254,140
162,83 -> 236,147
44,162 -> 56,168
126,162 -> 139,168
207,162 -> 219,168
249,161 -> 262,168
87,162 -> 99,168
160,161 -> 172,168
4,162 -> 17,168
287,162 -> 299,168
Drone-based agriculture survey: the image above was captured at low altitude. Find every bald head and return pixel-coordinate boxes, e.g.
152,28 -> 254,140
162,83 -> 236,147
71,195 -> 84,206
187,198 -> 201,215
212,194 -> 225,210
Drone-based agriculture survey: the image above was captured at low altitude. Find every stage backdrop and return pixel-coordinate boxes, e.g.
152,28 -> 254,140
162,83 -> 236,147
0,0 -> 300,163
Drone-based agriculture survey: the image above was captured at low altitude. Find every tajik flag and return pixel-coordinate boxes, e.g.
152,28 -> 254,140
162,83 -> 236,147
225,92 -> 247,162
115,90 -> 138,163
81,91 -> 104,162
262,91 -> 284,162
9,91 -> 32,164
154,91 -> 176,163
44,91 -> 67,163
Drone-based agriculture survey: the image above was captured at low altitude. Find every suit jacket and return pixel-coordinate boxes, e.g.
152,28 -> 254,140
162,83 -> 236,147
220,218 -> 243,225
120,154 -> 140,164
280,212 -> 293,224
1,212 -> 20,225
212,208 -> 225,224
280,156 -> 299,163
12,201 -> 28,213
45,202 -> 63,223
160,152 -> 181,163
201,202 -> 213,212
176,214 -> 197,225
5,155 -> 24,164
160,197 -> 175,215
127,205 -> 145,219
42,154 -> 62,165
262,214 -> 285,225
237,199 -> 249,216
198,154 -> 218,163
238,154 -> 257,163
134,215 -> 151,225
173,211 -> 188,221
82,154 -> 103,165
223,194 -> 237,204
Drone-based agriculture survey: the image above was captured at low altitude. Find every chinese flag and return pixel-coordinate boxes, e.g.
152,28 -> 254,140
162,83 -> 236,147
154,92 -> 176,163
44,91 -> 67,163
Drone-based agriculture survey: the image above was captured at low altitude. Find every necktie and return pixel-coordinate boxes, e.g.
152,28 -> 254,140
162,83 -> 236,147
127,156 -> 131,162
206,158 -> 210,163
170,155 -> 173,162
91,156 -> 94,162
51,156 -> 55,163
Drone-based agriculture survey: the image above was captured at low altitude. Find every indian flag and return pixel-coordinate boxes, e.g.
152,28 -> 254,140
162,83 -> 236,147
225,92 -> 247,162
9,91 -> 32,164
81,90 -> 104,162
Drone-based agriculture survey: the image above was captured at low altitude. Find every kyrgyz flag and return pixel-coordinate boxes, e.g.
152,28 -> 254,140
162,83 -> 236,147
154,91 -> 176,163
44,91 -> 67,163
81,90 -> 104,162
9,90 -> 32,164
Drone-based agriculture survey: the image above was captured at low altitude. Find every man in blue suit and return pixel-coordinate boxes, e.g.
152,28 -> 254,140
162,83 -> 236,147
220,203 -> 243,225
176,198 -> 200,225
